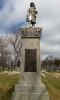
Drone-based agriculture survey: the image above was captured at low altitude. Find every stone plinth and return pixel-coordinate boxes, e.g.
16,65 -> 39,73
20,27 -> 42,38
11,27 -> 49,100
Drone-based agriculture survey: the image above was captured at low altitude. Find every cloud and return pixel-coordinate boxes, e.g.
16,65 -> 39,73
40,42 -> 60,59
0,0 -> 60,59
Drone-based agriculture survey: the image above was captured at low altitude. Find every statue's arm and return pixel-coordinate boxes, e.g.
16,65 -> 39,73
34,8 -> 38,14
27,8 -> 30,16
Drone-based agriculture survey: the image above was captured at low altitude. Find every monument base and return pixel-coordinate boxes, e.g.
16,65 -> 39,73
12,83 -> 49,100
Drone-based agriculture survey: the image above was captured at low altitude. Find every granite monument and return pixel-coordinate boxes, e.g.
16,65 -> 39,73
12,2 -> 49,100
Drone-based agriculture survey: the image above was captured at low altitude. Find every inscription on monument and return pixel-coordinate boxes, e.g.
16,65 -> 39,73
25,49 -> 37,72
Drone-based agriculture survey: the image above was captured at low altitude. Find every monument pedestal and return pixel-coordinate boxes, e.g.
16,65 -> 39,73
12,84 -> 49,100
12,27 -> 49,100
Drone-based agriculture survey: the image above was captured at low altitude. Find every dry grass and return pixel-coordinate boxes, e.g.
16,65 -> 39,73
0,74 -> 20,100
52,72 -> 60,76
42,73 -> 60,100
0,73 -> 60,100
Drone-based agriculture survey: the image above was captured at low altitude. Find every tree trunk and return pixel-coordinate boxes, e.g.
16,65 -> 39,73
15,57 -> 18,70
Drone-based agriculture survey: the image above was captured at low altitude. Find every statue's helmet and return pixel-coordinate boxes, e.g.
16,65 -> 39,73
30,2 -> 35,7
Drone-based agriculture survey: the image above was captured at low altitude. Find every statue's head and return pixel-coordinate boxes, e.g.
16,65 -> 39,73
30,2 -> 35,7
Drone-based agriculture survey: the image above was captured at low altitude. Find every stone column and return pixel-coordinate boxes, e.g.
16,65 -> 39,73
12,27 -> 49,100
20,27 -> 42,84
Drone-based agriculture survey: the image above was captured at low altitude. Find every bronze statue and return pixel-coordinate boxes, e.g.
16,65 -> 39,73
26,2 -> 38,28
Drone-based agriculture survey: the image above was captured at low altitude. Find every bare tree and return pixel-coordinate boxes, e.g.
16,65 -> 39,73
0,36 -> 8,71
6,27 -> 21,70
54,58 -> 60,68
41,55 -> 56,71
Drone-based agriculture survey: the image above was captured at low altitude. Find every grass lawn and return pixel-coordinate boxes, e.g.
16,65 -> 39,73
0,73 -> 60,100
42,73 -> 60,100
0,74 -> 20,100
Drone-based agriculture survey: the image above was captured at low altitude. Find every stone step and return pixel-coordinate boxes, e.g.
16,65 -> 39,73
14,83 -> 46,93
12,92 -> 49,100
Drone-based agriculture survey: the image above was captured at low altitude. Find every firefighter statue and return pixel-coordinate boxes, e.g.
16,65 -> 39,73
26,2 -> 38,28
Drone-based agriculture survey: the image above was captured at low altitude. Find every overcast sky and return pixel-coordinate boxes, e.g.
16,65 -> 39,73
0,0 -> 60,60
